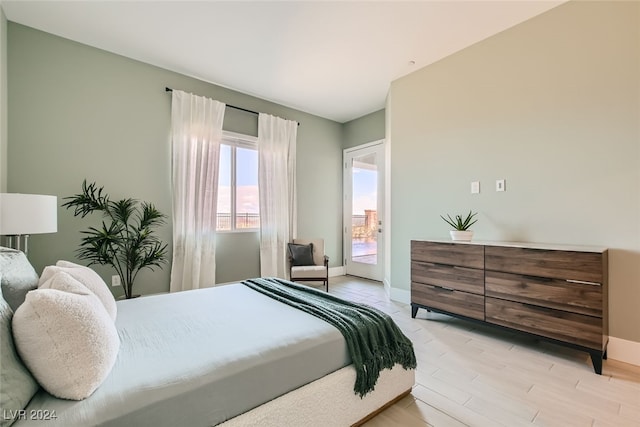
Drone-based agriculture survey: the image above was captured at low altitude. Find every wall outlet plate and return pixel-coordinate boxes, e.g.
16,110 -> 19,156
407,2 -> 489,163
111,275 -> 121,287
496,179 -> 506,192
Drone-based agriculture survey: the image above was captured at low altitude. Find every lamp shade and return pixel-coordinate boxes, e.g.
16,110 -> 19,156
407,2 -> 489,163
0,193 -> 58,235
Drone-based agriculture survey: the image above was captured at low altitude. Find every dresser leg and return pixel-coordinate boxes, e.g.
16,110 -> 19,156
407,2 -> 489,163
589,351 -> 603,375
411,305 -> 418,318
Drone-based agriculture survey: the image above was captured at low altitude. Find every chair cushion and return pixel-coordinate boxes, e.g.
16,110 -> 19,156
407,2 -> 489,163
12,271 -> 120,400
291,265 -> 327,279
0,247 -> 39,312
288,243 -> 315,266
0,279 -> 40,427
39,261 -> 117,321
293,239 -> 325,267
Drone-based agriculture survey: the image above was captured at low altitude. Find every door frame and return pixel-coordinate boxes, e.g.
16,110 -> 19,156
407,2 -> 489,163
343,140 -> 386,281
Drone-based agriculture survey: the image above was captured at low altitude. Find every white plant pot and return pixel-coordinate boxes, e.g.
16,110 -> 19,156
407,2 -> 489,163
450,230 -> 474,241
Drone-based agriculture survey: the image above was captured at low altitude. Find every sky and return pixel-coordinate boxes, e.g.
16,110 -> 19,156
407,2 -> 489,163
352,168 -> 377,215
218,145 -> 259,214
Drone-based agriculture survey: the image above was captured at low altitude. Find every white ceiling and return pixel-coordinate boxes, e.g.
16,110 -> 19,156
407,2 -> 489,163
2,1 -> 564,123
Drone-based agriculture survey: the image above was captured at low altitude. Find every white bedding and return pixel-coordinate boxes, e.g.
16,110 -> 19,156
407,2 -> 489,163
15,284 -> 350,426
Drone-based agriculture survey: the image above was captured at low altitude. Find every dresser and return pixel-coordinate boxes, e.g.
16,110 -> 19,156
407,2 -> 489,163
410,240 -> 608,374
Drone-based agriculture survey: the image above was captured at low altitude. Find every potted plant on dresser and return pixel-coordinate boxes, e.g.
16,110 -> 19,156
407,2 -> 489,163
63,180 -> 168,299
441,210 -> 478,242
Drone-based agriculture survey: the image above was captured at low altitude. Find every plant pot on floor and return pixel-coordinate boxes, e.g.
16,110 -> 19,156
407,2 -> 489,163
117,294 -> 141,300
450,230 -> 474,241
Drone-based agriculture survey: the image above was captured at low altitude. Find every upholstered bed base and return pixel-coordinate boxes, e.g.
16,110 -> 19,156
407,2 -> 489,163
220,363 -> 415,426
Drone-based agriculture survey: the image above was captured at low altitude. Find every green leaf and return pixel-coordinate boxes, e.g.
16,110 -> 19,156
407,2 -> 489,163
64,180 -> 168,298
441,210 -> 478,231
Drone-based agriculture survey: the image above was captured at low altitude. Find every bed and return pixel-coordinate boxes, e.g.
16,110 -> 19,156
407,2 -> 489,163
1,249 -> 415,426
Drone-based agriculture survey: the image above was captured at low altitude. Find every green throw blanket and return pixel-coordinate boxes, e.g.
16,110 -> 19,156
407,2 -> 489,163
241,277 -> 417,397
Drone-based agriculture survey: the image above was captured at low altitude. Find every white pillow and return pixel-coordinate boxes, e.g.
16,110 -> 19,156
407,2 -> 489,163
39,261 -> 117,321
12,272 -> 120,400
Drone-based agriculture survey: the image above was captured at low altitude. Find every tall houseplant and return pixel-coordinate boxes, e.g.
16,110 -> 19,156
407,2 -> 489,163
63,180 -> 168,298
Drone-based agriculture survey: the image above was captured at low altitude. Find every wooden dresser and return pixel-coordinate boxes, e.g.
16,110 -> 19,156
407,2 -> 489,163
410,240 -> 608,374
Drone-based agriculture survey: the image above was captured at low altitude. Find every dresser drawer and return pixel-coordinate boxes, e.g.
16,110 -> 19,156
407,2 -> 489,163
411,241 -> 484,269
485,271 -> 602,317
485,246 -> 604,283
412,261 -> 484,295
411,282 -> 484,320
485,297 -> 603,349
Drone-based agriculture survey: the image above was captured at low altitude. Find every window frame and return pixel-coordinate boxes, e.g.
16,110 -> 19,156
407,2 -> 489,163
217,131 -> 259,233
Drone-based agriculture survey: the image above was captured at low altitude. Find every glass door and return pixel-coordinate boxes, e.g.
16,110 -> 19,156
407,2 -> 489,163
344,142 -> 384,281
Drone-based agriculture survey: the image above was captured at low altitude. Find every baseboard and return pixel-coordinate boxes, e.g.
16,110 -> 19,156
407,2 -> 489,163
329,266 -> 345,277
383,277 -> 391,299
389,286 -> 411,304
608,336 -> 640,367
270,270 -> 640,368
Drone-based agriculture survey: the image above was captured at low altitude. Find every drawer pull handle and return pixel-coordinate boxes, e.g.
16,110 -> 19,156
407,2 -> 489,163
566,279 -> 601,286
527,304 -> 555,314
437,286 -> 455,292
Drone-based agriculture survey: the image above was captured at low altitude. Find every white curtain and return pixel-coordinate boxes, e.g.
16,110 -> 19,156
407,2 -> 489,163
170,90 -> 225,292
258,113 -> 298,278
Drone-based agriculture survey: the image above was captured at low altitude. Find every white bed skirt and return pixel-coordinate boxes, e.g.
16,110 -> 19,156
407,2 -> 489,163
219,363 -> 415,427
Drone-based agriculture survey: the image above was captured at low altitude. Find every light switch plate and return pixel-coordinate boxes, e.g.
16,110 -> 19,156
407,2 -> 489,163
496,179 -> 506,192
471,181 -> 480,194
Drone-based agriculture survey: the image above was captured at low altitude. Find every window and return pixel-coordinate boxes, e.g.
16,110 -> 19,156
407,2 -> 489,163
217,132 -> 259,231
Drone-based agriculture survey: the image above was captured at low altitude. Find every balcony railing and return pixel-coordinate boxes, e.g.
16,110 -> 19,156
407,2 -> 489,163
216,213 -> 376,232
352,214 -> 366,227
217,213 -> 260,230
352,211 -> 377,239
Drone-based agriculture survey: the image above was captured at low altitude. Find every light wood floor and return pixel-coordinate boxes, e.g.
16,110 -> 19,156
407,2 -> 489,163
326,276 -> 640,427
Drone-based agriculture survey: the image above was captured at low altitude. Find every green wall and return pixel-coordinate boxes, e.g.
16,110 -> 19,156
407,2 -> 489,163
7,23 -> 343,296
342,109 -> 385,149
388,1 -> 639,343
0,9 -> 6,192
